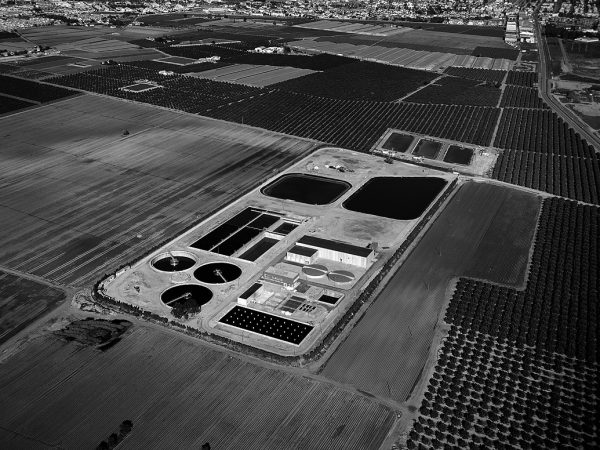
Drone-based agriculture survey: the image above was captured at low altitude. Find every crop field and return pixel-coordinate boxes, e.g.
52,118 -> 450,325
272,61 -> 437,100
407,198 -> 598,448
287,39 -> 513,71
505,70 -> 538,87
295,20 -> 410,36
391,21 -> 505,37
0,270 -> 66,344
0,74 -> 78,103
0,95 -> 35,114
443,67 -> 507,83
492,107 -> 600,203
0,94 -> 316,287
0,327 -> 395,449
404,76 -> 501,106
188,64 -> 316,87
209,91 -> 500,150
471,46 -> 519,60
500,85 -> 549,109
322,182 -> 541,401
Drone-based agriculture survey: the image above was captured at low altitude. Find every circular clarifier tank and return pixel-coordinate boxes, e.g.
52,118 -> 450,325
328,270 -> 355,284
193,262 -> 242,284
152,252 -> 196,272
160,284 -> 213,308
302,264 -> 328,278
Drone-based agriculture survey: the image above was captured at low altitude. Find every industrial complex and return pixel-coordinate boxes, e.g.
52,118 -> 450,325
102,147 -> 454,355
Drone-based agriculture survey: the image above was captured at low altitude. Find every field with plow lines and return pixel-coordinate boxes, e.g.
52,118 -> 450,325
0,94 -> 316,288
0,326 -> 396,449
322,181 -> 541,401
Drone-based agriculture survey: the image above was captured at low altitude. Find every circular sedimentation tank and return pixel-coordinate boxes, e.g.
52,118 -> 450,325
161,284 -> 213,308
328,270 -> 355,284
152,252 -> 196,272
302,264 -> 328,278
193,262 -> 242,284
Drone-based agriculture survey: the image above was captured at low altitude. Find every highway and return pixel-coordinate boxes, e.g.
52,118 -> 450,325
534,15 -> 600,152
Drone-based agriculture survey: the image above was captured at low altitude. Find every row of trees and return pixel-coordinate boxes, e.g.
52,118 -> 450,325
493,149 -> 600,204
405,76 -> 501,106
500,85 -> 549,109
407,197 -> 598,449
494,108 -> 596,157
444,67 -> 507,84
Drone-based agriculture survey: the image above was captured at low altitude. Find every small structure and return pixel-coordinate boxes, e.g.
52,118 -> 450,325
237,282 -> 263,306
262,264 -> 299,289
286,245 -> 318,265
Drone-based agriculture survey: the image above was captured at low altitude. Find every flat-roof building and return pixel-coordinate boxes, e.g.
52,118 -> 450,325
286,245 -> 318,265
296,235 -> 374,268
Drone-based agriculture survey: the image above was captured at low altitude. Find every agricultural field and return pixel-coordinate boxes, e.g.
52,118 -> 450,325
208,92 -> 500,151
406,197 -> 598,449
322,182 -> 541,401
187,63 -> 317,87
443,67 -> 507,83
0,94 -> 317,287
0,270 -> 66,344
404,76 -> 501,106
287,39 -> 514,72
0,74 -> 78,104
0,327 -> 396,449
0,95 -> 35,115
500,85 -> 549,109
272,61 -> 437,101
505,70 -> 538,87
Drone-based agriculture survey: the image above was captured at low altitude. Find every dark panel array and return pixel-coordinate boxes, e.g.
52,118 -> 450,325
407,198 -> 599,448
443,67 -> 507,84
493,150 -> 600,204
219,306 -> 313,344
494,108 -> 596,157
0,74 -> 77,103
500,85 -> 549,109
405,76 -> 501,107
272,61 -> 437,101
505,70 -> 538,87
191,208 -> 260,250
209,91 -> 500,151
238,237 -> 279,262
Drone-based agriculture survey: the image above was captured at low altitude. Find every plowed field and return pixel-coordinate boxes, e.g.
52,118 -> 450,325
322,182 -> 541,401
0,327 -> 395,449
0,95 -> 316,287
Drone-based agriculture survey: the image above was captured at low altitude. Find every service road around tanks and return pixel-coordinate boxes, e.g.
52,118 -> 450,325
321,181 -> 542,402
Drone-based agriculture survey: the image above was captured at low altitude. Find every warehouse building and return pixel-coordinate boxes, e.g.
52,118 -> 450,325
286,245 -> 318,265
296,235 -> 374,268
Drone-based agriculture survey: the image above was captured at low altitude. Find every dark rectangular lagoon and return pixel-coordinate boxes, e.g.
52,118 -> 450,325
343,177 -> 447,220
382,132 -> 414,153
262,173 -> 351,205
444,145 -> 474,165
413,139 -> 443,159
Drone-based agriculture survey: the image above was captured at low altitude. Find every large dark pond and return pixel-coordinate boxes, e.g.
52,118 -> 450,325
343,177 -> 447,220
262,173 -> 351,205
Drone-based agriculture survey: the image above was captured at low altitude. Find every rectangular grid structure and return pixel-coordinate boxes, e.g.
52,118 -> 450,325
219,306 -> 314,345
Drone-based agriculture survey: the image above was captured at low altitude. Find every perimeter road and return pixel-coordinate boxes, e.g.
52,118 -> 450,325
534,15 -> 600,151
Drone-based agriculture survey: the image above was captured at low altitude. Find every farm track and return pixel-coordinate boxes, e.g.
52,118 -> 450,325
0,327 -> 396,449
321,181 -> 541,402
0,95 -> 317,287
